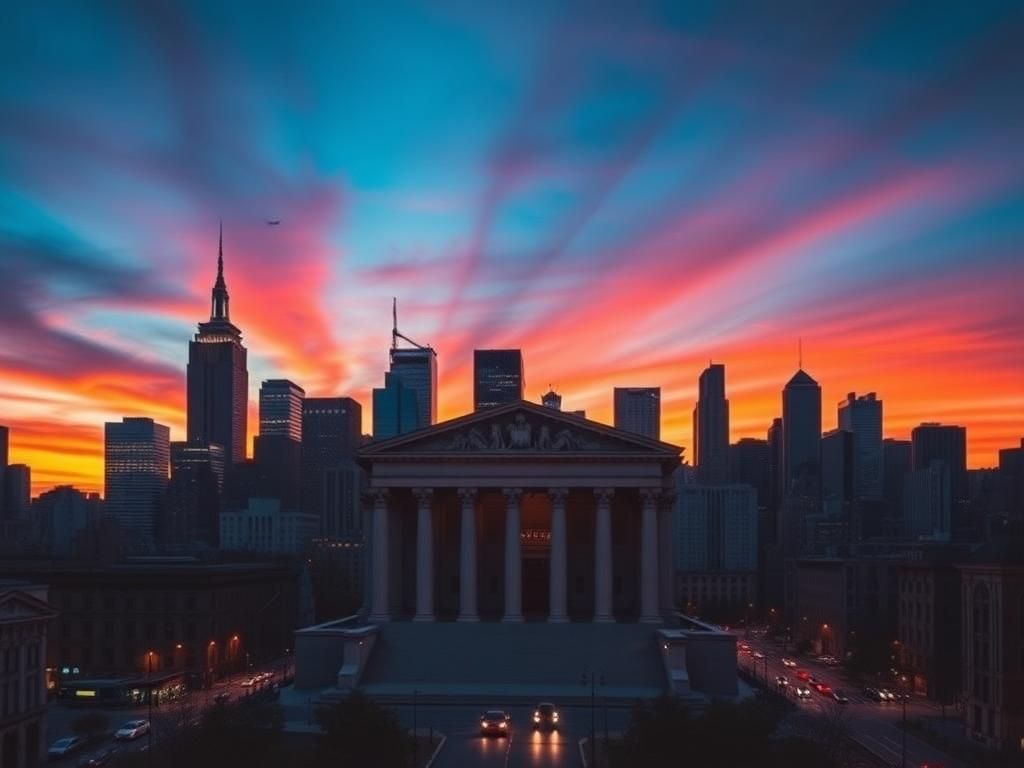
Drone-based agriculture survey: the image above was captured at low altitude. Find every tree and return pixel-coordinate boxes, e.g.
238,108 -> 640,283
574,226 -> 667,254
312,690 -> 413,768
71,712 -> 110,743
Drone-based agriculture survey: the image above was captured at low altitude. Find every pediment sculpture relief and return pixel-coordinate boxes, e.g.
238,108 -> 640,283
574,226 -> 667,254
444,413 -> 601,451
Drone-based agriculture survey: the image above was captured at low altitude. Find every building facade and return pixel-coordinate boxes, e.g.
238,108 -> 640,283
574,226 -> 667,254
959,554 -> 1024,753
0,583 -> 53,768
186,230 -> 248,467
302,397 -> 362,524
372,373 -> 420,440
613,387 -> 661,441
104,418 -> 170,546
782,369 -> 822,498
838,392 -> 883,501
389,346 -> 437,429
898,561 -> 961,701
693,364 -> 729,484
220,498 -> 319,554
474,349 -> 525,410
32,486 -> 101,558
165,442 -> 224,550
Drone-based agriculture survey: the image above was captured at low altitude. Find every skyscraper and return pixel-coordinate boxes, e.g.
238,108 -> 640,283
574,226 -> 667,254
728,437 -> 770,508
694,364 -> 729,483
474,349 -> 525,410
883,438 -> 912,520
767,417 -> 784,509
255,380 -> 304,510
782,368 -> 822,496
613,387 -> 661,440
302,397 -> 362,523
837,392 -> 883,500
166,441 -> 224,549
187,226 -> 248,467
820,429 -> 854,517
372,373 -> 420,440
911,423 -> 968,502
3,464 -> 30,520
389,300 -> 437,428
104,417 -> 170,544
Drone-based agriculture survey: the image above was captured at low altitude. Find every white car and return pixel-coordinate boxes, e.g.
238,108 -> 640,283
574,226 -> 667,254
774,675 -> 789,687
752,651 -> 765,660
781,658 -> 797,668
48,736 -> 84,758
114,720 -> 150,741
795,685 -> 812,699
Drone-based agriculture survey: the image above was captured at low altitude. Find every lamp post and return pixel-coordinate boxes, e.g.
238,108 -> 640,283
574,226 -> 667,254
146,651 -> 156,756
582,670 -> 604,767
900,673 -> 908,768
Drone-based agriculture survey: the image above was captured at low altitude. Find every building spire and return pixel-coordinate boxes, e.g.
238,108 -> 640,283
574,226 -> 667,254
210,221 -> 229,321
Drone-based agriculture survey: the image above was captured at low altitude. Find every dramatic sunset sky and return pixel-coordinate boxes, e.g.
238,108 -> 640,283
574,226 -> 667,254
1,2 -> 1022,495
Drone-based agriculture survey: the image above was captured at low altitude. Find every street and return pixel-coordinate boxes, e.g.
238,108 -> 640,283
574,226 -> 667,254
46,662 -> 289,764
737,632 -> 966,768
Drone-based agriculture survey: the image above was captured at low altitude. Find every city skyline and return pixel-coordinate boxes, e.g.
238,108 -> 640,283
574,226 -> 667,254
2,3 -> 1024,494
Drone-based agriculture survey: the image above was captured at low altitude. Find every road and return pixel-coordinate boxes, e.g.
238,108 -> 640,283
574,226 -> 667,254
395,703 -> 634,768
47,661 -> 290,764
737,632 -> 965,768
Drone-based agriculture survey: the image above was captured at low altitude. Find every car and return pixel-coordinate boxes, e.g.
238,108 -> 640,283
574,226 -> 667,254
795,686 -> 812,699
114,720 -> 150,741
532,702 -> 559,730
832,690 -> 849,705
781,658 -> 797,668
808,675 -> 821,686
863,687 -> 883,702
214,692 -> 231,704
49,737 -> 85,759
774,675 -> 789,687
814,683 -> 833,695
480,710 -> 511,737
752,651 -> 765,660
739,644 -> 750,652
795,669 -> 810,681
879,688 -> 896,701
78,748 -> 118,768
240,677 -> 257,687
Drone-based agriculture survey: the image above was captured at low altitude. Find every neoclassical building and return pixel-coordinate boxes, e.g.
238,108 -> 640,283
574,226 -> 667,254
359,400 -> 680,624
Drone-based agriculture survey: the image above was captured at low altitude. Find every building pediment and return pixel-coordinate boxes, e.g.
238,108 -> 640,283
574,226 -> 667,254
360,400 -> 681,460
0,589 -> 56,623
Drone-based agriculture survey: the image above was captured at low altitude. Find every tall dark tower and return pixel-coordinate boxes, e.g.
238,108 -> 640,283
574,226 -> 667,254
186,224 -> 248,467
694,363 -> 729,483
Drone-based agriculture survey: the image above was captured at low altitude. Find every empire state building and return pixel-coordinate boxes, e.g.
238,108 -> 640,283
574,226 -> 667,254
186,225 -> 248,467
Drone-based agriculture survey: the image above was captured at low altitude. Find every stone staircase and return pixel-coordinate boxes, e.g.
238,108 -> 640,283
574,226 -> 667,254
357,620 -> 665,704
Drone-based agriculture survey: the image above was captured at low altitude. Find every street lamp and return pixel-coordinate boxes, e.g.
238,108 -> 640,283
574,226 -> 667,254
581,670 -> 605,768
146,651 -> 156,755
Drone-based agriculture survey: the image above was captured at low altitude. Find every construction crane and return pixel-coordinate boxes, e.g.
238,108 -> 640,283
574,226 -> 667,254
392,297 -> 431,351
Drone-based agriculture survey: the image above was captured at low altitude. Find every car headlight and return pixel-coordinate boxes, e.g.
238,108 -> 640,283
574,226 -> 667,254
500,721 -> 507,728
553,713 -> 559,720
533,715 -> 540,722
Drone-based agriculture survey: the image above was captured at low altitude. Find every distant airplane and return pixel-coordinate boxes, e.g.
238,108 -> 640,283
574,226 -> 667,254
266,219 -> 281,226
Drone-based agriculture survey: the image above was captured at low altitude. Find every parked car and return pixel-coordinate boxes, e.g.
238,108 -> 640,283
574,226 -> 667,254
78,748 -> 118,767
795,686 -> 812,699
114,720 -> 150,741
532,702 -> 559,730
480,710 -> 511,737
781,658 -> 797,668
49,737 -> 85,759
832,690 -> 849,704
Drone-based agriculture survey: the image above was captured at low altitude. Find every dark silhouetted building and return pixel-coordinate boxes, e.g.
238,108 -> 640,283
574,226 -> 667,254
912,423 -> 967,501
767,417 -> 784,509
3,464 -> 30,520
613,387 -> 661,440
372,373 -> 419,440
302,397 -> 362,525
254,380 -> 304,510
187,227 -> 248,468
474,349 -> 525,410
898,560 -> 961,702
104,418 -> 170,547
0,424 -> 7,519
821,429 -> 854,522
884,438 -> 912,525
32,486 -> 102,557
782,368 -> 822,497
165,441 -> 224,550
999,439 -> 1024,522
728,438 -> 770,508
838,392 -> 883,501
694,364 -> 729,483
904,460 -> 951,540
389,343 -> 437,429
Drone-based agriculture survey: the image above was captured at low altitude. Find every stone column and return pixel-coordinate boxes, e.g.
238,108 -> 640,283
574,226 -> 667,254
658,491 -> 676,618
593,488 -> 614,623
413,488 -> 435,622
457,488 -> 479,622
503,488 -> 523,622
368,489 -> 390,623
640,489 -> 660,623
548,488 -> 569,623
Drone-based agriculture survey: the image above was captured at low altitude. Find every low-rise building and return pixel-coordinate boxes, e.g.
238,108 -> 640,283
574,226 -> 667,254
220,498 -> 319,554
0,582 -> 54,768
897,560 -> 961,702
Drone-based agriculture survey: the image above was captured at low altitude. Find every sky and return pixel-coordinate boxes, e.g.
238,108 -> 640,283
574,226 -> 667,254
1,1 -> 1022,496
